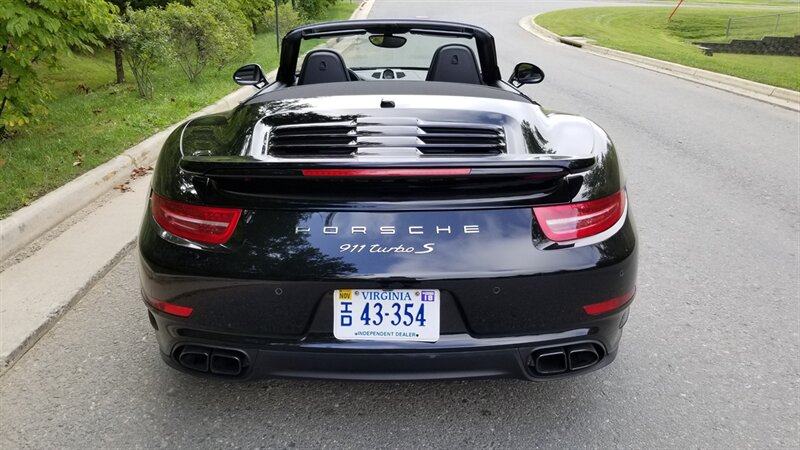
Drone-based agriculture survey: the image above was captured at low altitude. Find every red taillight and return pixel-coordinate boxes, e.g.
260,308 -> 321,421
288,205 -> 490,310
150,193 -> 241,245
583,287 -> 636,315
533,190 -> 626,242
302,168 -> 472,177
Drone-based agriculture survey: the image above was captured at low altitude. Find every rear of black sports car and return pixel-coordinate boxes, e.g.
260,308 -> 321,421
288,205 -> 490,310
137,79 -> 637,381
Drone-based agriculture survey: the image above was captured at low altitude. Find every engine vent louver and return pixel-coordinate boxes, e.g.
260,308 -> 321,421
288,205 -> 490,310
416,124 -> 505,155
268,121 -> 358,157
267,118 -> 505,157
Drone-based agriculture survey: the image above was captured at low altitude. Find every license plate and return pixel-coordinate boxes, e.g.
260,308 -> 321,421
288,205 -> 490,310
333,289 -> 440,342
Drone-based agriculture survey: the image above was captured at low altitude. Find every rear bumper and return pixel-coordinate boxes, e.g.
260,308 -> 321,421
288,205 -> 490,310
138,206 -> 637,381
147,305 -> 630,381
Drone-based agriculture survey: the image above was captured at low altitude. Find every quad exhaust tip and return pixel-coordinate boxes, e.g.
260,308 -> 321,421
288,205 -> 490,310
175,345 -> 249,376
567,343 -> 600,371
178,346 -> 211,372
210,350 -> 244,376
534,349 -> 568,375
530,343 -> 602,376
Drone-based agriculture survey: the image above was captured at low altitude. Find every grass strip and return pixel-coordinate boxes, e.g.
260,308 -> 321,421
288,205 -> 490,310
535,6 -> 800,91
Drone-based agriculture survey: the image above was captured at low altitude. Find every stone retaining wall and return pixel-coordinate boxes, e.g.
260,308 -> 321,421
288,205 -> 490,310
695,35 -> 800,56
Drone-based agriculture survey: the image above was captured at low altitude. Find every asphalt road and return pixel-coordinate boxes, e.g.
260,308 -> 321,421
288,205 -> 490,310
2,0 -> 798,448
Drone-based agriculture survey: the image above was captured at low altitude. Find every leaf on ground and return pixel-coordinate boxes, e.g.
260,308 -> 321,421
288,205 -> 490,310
0,159 -> 6,168
72,160 -> 82,166
130,165 -> 154,179
113,181 -> 132,193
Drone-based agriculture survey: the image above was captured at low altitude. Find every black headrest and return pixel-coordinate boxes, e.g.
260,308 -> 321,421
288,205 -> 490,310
298,49 -> 349,85
426,44 -> 482,85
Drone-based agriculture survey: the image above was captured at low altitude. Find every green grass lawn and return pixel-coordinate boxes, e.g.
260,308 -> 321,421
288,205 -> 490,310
535,6 -> 800,91
0,1 -> 357,218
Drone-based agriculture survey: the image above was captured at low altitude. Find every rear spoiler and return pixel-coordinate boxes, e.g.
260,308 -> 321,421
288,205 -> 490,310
179,156 -> 596,180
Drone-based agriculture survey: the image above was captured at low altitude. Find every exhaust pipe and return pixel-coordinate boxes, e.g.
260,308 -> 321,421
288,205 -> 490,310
178,346 -> 210,372
210,350 -> 245,376
528,343 -> 604,376
532,348 -> 568,375
175,345 -> 250,376
568,343 -> 600,371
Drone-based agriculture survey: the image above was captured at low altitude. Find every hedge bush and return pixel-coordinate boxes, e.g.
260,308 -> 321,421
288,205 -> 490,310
117,7 -> 171,98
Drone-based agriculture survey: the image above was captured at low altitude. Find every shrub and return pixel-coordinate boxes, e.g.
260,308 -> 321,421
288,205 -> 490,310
106,1 -> 177,84
295,0 -> 339,21
117,7 -> 171,98
0,0 -> 117,130
233,0 -> 274,34
163,0 -> 253,82
263,3 -> 303,38
198,0 -> 253,70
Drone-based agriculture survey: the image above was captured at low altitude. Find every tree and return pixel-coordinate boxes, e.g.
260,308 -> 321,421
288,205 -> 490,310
117,7 -> 171,98
106,0 -> 174,85
163,0 -> 253,82
0,0 -> 117,130
233,0 -> 274,34
265,2 -> 303,38
295,0 -> 338,20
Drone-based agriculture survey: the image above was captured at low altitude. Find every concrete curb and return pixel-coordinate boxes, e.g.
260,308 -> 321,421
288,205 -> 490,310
1,238 -> 138,375
520,14 -> 800,112
353,0 -> 375,20
0,171 -> 152,375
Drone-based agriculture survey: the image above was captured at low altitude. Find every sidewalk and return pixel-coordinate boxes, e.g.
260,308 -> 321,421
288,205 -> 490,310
0,176 -> 150,373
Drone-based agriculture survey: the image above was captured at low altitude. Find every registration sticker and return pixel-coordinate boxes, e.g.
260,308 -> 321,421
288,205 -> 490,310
333,289 -> 440,342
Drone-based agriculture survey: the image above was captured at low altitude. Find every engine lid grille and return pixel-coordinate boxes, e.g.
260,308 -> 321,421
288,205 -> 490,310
268,117 -> 506,157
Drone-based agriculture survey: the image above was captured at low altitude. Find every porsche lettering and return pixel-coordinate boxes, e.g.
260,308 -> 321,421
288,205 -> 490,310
295,225 -> 480,235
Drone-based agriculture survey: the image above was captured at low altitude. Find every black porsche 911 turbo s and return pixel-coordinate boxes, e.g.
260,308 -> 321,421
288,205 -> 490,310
138,19 -> 638,381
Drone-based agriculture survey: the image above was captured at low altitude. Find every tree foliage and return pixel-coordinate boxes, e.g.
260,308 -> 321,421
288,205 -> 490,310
264,3 -> 303,38
163,0 -> 253,82
0,0 -> 117,129
232,0 -> 274,34
116,7 -> 171,98
0,0 -> 343,131
105,0 -> 177,84
295,0 -> 339,21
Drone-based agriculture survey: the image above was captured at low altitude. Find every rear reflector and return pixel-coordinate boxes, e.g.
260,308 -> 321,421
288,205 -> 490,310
150,193 -> 241,245
533,190 -> 626,242
302,168 -> 472,177
143,292 -> 193,317
583,287 -> 636,315
153,300 -> 193,317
